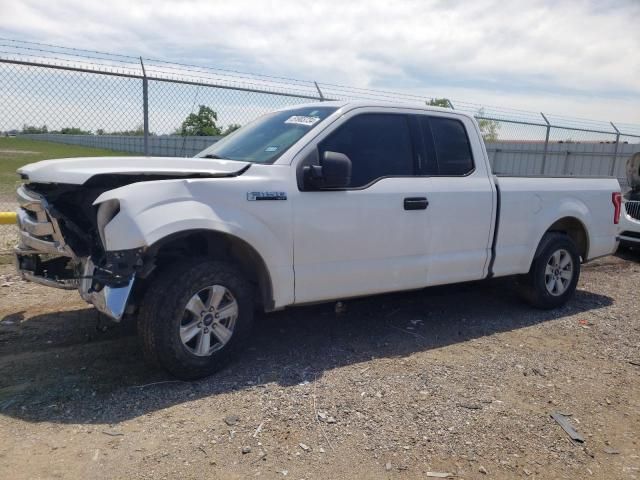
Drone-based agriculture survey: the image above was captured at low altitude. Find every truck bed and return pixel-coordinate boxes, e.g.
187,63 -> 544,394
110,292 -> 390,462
491,176 -> 620,277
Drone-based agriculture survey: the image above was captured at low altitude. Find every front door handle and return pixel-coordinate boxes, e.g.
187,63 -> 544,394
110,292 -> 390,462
404,197 -> 429,210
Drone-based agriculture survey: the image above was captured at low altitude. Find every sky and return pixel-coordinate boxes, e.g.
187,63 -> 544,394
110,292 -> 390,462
1,0 -> 639,126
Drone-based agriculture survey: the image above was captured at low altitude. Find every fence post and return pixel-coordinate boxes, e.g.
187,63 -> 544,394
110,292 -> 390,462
610,121 -> 620,177
314,81 -> 324,101
140,57 -> 150,156
540,112 -> 551,175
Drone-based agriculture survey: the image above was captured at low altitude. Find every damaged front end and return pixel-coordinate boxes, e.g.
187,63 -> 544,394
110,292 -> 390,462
14,184 -> 138,320
14,157 -> 252,320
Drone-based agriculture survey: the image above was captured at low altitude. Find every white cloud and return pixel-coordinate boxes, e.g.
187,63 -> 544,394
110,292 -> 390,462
1,0 -> 639,124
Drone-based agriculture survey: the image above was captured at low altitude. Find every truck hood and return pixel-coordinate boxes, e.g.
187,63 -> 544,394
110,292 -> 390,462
18,156 -> 250,185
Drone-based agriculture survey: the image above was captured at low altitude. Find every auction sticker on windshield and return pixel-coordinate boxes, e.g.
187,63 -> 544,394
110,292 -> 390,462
284,115 -> 320,126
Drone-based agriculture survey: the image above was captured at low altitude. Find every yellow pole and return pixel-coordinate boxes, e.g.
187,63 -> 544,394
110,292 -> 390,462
0,212 -> 17,224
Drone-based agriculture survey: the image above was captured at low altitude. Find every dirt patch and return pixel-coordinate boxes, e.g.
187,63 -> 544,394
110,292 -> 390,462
0,254 -> 639,479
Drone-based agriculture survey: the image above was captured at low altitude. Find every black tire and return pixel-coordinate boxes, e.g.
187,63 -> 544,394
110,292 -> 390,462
138,258 -> 254,380
519,233 -> 581,309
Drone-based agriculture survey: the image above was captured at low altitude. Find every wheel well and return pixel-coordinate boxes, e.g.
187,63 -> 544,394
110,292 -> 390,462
546,217 -> 589,260
145,230 -> 274,311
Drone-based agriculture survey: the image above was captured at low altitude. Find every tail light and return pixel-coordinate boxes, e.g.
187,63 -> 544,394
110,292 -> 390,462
612,192 -> 622,224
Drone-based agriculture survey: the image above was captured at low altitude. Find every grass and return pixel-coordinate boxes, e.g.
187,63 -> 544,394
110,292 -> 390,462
0,137 -> 134,196
0,137 -> 136,254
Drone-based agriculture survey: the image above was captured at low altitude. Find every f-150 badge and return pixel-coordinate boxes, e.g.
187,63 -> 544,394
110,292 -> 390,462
247,191 -> 287,201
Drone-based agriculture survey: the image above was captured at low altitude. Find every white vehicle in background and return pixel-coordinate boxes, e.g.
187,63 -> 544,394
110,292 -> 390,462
618,153 -> 640,246
13,101 -> 621,379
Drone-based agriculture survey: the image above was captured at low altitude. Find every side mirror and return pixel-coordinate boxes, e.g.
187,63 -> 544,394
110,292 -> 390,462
304,151 -> 352,189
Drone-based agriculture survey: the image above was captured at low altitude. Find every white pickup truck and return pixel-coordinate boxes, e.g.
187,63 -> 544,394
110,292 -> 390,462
14,101 -> 621,379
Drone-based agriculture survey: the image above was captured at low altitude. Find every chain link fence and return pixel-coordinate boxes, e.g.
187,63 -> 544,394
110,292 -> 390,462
1,38 -> 640,251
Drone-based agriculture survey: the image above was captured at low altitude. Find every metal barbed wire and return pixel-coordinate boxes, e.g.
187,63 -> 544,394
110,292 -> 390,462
1,37 -> 638,135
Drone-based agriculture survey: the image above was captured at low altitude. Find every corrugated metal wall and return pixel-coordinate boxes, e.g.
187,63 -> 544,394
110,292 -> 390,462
21,134 -> 221,158
488,142 -> 639,187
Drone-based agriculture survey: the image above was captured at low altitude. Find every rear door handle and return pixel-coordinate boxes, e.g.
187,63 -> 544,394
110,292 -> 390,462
404,197 -> 429,210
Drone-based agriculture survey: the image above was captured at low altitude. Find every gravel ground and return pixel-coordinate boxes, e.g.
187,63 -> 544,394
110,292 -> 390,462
0,253 -> 639,480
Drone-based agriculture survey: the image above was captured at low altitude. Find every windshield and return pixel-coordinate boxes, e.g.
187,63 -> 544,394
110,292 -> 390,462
196,106 -> 338,163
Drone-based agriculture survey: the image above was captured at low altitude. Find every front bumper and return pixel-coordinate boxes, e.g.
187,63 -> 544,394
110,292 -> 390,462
78,258 -> 135,321
619,201 -> 640,245
14,185 -> 80,289
14,185 -> 134,321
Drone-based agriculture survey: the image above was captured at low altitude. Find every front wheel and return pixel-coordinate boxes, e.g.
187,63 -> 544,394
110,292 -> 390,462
519,233 -> 581,309
138,259 -> 254,380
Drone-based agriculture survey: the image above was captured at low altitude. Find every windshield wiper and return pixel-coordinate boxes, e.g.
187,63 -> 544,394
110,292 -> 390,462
201,154 -> 225,159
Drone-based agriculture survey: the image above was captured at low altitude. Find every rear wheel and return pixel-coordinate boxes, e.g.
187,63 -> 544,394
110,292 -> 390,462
519,233 -> 580,309
138,259 -> 254,379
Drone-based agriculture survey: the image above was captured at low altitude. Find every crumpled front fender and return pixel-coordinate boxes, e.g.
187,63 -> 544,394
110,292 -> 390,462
94,176 -> 294,308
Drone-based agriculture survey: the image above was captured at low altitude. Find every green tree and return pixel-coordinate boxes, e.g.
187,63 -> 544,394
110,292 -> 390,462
426,98 -> 453,108
179,105 -> 221,136
59,127 -> 92,135
110,125 -> 146,136
22,124 -> 48,134
475,108 -> 500,142
222,123 -> 242,136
